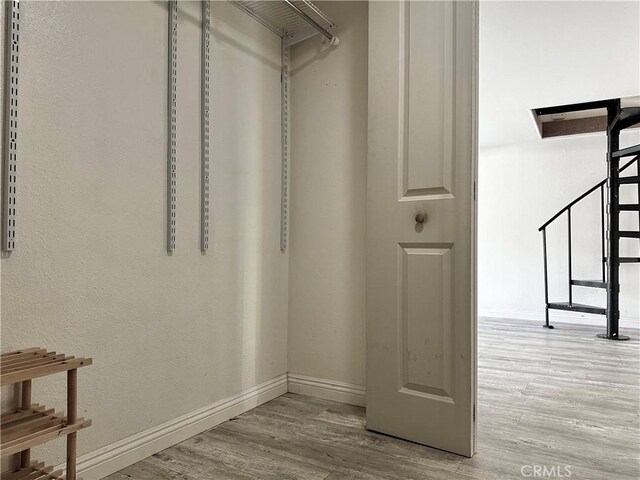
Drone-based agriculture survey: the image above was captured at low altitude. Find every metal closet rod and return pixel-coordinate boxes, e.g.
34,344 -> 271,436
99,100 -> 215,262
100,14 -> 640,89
282,0 -> 333,41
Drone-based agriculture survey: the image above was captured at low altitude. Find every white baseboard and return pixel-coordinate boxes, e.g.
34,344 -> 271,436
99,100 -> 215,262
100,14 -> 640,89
287,373 -> 366,407
72,374 -> 287,480
66,372 -> 365,479
76,319 -> 640,479
479,308 -> 639,329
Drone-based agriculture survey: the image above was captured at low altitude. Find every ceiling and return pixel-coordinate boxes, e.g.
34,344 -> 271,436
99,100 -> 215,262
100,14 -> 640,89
479,1 -> 640,148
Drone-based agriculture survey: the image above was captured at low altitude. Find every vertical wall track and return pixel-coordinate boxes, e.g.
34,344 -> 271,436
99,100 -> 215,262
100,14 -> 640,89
201,0 -> 211,252
167,0 -> 178,253
280,38 -> 289,252
3,1 -> 20,252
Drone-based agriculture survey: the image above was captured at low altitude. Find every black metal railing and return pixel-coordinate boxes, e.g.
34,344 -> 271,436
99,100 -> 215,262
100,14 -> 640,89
538,154 -> 639,328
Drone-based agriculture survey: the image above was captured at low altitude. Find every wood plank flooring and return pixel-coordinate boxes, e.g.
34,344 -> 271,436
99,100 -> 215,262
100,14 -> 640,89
107,318 -> 640,479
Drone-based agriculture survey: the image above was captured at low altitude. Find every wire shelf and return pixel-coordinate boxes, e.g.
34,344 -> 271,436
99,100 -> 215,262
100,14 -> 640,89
230,0 -> 336,45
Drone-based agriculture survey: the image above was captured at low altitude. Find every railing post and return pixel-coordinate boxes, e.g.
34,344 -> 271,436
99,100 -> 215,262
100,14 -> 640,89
567,208 -> 572,306
637,162 -> 640,242
605,100 -> 621,339
542,228 -> 553,329
600,185 -> 606,283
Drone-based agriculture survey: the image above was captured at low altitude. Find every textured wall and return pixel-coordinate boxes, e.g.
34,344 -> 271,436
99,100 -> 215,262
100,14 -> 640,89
288,1 -> 368,387
1,0 -> 287,468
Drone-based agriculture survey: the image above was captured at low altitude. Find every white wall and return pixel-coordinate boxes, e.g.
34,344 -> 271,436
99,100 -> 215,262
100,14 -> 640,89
479,135 -> 640,325
480,1 -> 640,147
1,0 -> 287,472
479,1 -> 640,326
288,1 -> 368,388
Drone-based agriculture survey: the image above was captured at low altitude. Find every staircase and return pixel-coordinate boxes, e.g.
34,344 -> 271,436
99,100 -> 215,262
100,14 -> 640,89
538,99 -> 640,340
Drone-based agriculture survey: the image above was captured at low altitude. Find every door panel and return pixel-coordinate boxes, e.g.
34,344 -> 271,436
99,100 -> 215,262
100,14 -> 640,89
366,0 -> 478,457
404,2 -> 454,198
400,243 -> 454,400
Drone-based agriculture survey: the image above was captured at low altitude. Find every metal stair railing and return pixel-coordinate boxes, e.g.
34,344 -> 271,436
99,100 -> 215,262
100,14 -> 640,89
538,154 -> 639,330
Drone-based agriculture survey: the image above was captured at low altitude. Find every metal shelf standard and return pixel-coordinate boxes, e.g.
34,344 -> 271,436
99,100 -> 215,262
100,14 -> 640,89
229,0 -> 338,252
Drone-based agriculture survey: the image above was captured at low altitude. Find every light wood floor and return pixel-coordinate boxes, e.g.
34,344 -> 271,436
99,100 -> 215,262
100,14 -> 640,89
108,318 -> 640,479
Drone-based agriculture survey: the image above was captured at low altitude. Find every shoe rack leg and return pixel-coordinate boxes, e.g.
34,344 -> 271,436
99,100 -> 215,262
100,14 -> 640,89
20,380 -> 32,468
66,368 -> 77,480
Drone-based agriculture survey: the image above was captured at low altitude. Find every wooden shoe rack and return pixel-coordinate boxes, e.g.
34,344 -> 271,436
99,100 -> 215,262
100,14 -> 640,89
1,348 -> 92,480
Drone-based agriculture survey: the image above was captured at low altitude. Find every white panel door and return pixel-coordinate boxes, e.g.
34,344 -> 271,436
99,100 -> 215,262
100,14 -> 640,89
366,0 -> 478,457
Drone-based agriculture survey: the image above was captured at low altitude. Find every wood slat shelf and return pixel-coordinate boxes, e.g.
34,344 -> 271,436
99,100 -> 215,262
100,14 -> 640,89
1,405 -> 91,458
1,349 -> 92,386
1,347 -> 92,480
1,461 -> 71,480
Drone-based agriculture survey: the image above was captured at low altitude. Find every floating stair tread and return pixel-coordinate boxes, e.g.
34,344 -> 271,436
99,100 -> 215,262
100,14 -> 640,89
612,144 -> 640,158
548,302 -> 606,315
1,461 -> 68,480
619,204 -> 640,211
620,231 -> 640,238
571,279 -> 607,288
0,348 -> 92,386
619,175 -> 639,184
611,106 -> 640,131
0,405 -> 91,457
